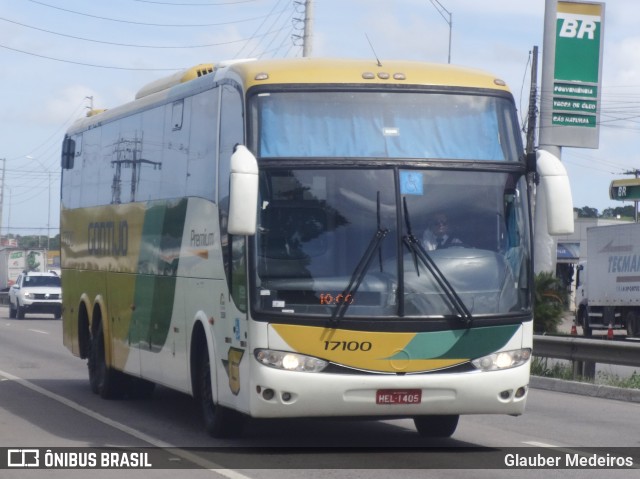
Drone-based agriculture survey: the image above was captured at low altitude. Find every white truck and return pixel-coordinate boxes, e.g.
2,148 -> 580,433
575,223 -> 640,337
0,248 -> 46,291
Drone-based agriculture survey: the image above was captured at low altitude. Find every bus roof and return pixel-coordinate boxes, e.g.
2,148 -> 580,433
67,58 -> 512,135
227,57 -> 512,93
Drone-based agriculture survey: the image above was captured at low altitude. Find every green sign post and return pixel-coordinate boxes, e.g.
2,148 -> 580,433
544,1 -> 605,148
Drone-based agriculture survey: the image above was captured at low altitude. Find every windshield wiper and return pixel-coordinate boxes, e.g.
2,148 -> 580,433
402,198 -> 473,327
330,192 -> 389,325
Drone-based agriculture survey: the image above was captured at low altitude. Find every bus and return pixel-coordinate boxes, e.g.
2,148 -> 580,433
60,58 -> 573,438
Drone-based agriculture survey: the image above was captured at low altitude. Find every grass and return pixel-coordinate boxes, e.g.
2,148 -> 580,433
531,357 -> 640,390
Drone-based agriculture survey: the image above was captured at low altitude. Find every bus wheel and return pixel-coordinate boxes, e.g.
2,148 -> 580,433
413,415 -> 459,438
198,348 -> 245,438
88,325 -> 124,399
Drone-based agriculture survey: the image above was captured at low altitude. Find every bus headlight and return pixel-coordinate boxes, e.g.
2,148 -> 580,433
471,348 -> 531,371
255,349 -> 328,373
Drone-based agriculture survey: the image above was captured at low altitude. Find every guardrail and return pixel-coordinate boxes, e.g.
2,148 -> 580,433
533,335 -> 640,378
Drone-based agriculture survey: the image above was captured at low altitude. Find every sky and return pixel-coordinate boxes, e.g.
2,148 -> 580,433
0,0 -> 638,238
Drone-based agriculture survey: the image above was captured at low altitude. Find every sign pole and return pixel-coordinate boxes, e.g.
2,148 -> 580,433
536,0 -> 605,273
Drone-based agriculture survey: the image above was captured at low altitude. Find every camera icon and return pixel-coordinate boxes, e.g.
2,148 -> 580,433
7,449 -> 40,467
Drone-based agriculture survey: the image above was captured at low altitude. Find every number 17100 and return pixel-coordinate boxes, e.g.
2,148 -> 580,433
323,341 -> 372,351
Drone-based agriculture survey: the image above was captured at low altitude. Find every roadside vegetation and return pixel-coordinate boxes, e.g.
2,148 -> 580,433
3,234 -> 59,250
531,357 -> 640,390
533,271 -> 566,334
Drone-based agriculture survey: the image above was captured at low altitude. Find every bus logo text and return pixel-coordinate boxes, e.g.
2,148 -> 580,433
88,221 -> 129,256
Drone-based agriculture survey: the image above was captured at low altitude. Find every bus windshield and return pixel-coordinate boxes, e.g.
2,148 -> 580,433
254,90 -> 520,161
252,168 -> 531,320
250,89 -> 530,321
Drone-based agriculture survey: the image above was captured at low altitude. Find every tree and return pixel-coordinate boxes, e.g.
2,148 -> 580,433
8,234 -> 60,250
601,205 -> 636,219
573,206 -> 598,218
533,271 -> 566,334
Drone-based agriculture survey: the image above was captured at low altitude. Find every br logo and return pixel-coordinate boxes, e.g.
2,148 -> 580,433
559,19 -> 597,40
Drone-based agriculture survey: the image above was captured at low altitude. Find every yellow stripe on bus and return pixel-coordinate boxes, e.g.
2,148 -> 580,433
271,324 -> 466,373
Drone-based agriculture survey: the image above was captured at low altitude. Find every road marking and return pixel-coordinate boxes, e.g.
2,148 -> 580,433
0,368 -> 254,479
28,329 -> 49,335
523,441 -> 559,448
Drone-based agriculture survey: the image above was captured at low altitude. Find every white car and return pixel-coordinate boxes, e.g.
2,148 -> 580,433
9,271 -> 62,319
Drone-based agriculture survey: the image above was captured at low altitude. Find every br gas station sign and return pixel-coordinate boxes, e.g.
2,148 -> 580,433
535,1 -> 605,272
610,179 -> 640,201
544,1 -> 605,148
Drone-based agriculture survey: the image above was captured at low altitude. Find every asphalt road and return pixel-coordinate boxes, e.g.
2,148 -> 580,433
1,311 -> 639,479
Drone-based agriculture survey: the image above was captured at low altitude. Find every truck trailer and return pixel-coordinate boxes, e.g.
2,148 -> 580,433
0,249 -> 46,291
575,223 -> 640,337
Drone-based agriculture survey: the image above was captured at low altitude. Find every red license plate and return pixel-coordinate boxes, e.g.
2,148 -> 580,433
376,389 -> 422,405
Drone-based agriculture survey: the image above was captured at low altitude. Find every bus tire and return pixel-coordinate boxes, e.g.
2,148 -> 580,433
88,324 -> 125,399
413,415 -> 459,438
197,346 -> 245,438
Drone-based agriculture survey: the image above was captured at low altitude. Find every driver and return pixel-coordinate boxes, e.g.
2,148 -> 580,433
422,212 -> 464,251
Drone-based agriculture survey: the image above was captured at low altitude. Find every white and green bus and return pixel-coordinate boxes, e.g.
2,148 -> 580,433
61,58 -> 572,438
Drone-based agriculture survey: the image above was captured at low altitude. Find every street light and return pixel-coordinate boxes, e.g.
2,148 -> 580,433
429,0 -> 452,64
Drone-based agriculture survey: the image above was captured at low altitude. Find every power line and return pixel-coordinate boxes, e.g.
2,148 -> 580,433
246,0 -> 292,58
234,0 -> 289,58
27,0 -> 283,28
0,43 -> 184,71
429,0 -> 452,64
7,99 -> 88,164
0,16 -> 291,50
132,0 -> 259,5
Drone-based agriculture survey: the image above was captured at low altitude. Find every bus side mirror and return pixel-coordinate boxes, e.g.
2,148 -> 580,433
227,145 -> 258,236
61,137 -> 76,170
537,149 -> 574,235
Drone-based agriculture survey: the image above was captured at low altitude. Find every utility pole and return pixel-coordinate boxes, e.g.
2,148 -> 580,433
0,158 -> 5,243
47,171 -> 51,251
302,0 -> 313,57
525,46 -> 539,156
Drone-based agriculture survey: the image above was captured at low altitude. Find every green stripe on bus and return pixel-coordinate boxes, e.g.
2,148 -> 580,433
389,324 -> 520,360
130,199 -> 188,352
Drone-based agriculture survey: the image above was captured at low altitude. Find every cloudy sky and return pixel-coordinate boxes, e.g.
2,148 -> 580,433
0,0 -> 637,237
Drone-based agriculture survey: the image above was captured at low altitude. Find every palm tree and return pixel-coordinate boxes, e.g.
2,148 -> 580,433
534,271 -> 565,333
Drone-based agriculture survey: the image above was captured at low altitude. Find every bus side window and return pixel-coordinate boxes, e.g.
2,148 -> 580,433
218,84 -> 247,311
61,136 -> 76,169
172,100 -> 184,130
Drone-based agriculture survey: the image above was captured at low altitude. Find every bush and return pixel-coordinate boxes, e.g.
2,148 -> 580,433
533,271 -> 565,334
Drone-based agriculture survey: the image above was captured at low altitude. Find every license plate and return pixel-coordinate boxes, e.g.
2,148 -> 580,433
376,389 -> 422,405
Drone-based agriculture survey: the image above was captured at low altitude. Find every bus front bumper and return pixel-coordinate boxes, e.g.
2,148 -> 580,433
246,362 -> 530,419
